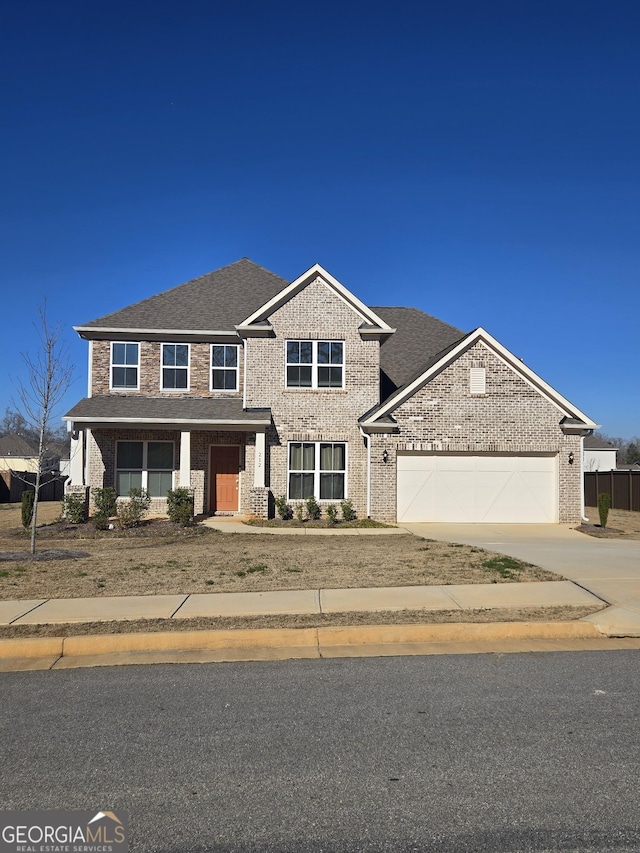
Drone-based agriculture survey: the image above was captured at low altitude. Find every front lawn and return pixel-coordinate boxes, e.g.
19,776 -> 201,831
0,502 -> 560,599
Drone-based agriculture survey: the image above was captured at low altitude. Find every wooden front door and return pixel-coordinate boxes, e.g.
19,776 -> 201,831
210,446 -> 240,512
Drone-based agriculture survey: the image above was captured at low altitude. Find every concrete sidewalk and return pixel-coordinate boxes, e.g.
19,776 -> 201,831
0,580 -> 603,626
201,517 -> 407,534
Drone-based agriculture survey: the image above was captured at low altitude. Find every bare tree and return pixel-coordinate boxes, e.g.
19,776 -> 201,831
13,303 -> 74,554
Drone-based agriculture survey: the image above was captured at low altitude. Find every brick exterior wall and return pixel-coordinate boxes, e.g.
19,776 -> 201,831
244,277 -> 379,519
91,340 -> 243,398
369,342 -> 583,523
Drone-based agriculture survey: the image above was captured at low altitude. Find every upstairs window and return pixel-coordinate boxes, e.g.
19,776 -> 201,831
288,441 -> 346,501
286,340 -> 344,389
162,344 -> 189,390
211,344 -> 239,391
111,342 -> 139,390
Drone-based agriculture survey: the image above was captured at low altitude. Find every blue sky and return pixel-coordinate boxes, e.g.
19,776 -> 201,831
1,0 -> 638,436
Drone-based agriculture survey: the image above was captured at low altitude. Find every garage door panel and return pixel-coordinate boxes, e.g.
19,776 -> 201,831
397,455 -> 557,523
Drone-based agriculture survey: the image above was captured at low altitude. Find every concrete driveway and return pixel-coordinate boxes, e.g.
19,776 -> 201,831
402,523 -> 640,636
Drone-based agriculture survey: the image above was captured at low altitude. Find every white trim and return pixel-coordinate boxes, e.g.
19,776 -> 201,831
210,343 -> 240,393
110,341 -> 140,392
88,341 -> 93,397
75,325 -> 238,337
239,263 -> 395,331
179,431 -> 191,488
362,328 -> 598,428
160,342 -> 190,392
242,340 -> 247,409
64,416 -> 270,426
284,339 -> 345,390
286,440 -> 348,502
580,435 -> 588,521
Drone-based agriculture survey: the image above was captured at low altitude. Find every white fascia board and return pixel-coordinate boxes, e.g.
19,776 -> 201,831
238,263 -> 396,332
74,326 -> 238,341
363,327 -> 599,428
62,416 -> 271,426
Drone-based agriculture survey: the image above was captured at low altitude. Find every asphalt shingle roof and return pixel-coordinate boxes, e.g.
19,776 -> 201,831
584,435 -> 617,450
79,259 -> 289,332
64,397 -> 271,425
0,434 -> 38,457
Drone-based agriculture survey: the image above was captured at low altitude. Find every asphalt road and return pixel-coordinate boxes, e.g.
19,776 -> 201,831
1,652 -> 639,852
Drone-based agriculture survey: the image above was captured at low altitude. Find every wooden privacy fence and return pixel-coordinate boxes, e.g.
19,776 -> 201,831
584,471 -> 640,512
0,471 -> 67,504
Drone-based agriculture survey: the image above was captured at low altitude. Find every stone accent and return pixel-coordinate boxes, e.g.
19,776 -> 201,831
370,341 -> 584,523
249,486 -> 271,518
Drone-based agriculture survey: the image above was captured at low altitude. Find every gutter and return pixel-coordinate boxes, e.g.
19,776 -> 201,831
359,426 -> 371,518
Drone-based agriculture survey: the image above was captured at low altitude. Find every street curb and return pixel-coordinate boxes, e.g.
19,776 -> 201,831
0,621 -> 605,667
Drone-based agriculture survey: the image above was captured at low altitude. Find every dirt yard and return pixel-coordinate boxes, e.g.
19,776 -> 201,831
581,507 -> 640,539
0,502 -> 559,599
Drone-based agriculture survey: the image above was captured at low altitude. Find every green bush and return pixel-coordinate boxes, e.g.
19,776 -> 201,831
117,487 -> 151,529
275,494 -> 292,520
340,499 -> 356,522
305,496 -> 321,520
93,513 -> 111,530
326,503 -> 338,524
294,502 -> 305,522
63,492 -> 88,524
21,491 -> 35,529
167,488 -> 195,527
598,492 -> 611,529
93,486 -> 117,518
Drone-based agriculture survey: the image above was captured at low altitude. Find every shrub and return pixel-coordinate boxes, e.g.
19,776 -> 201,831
63,492 -> 87,524
340,499 -> 356,522
167,487 -> 195,527
326,503 -> 338,524
93,486 -> 117,518
93,513 -> 111,530
598,492 -> 611,529
294,502 -> 305,522
117,487 -> 151,529
305,496 -> 321,520
21,491 -> 35,529
275,494 -> 292,520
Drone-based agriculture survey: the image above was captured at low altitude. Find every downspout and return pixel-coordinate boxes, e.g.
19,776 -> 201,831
580,434 -> 589,521
242,339 -> 247,410
359,426 -> 371,518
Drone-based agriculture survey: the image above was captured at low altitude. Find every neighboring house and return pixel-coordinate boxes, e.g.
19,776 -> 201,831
64,259 -> 598,524
0,434 -> 39,472
583,435 -> 618,472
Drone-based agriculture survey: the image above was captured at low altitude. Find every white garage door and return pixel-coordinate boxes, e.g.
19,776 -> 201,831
397,454 -> 558,523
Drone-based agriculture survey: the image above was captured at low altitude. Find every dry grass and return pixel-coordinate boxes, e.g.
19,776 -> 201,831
0,605 -> 604,639
581,507 -> 640,539
0,502 -> 559,599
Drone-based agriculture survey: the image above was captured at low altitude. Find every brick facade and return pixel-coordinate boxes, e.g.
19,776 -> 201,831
78,275 -> 589,525
369,342 -> 583,523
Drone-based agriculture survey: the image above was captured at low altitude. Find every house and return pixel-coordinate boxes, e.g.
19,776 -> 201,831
63,259 -> 599,524
583,434 -> 618,472
0,434 -> 39,473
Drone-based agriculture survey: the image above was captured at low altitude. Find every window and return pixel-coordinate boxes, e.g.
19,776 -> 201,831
211,344 -> 239,391
111,342 -> 139,389
286,340 -> 344,389
469,367 -> 486,395
116,441 -> 174,497
288,442 -> 346,500
162,344 -> 189,390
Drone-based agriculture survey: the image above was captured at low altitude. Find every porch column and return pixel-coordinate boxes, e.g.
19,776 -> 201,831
69,432 -> 84,486
179,431 -> 191,488
254,429 -> 266,487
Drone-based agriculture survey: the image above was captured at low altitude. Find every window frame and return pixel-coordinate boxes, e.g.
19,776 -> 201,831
115,440 -> 175,498
284,340 -> 345,390
210,344 -> 240,393
287,441 -> 348,501
110,342 -> 140,391
161,343 -> 190,391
